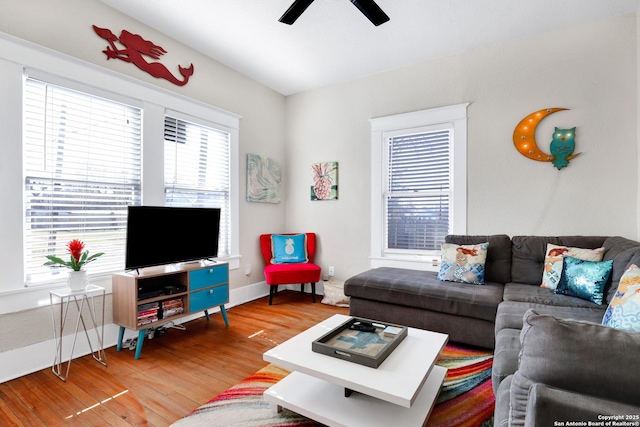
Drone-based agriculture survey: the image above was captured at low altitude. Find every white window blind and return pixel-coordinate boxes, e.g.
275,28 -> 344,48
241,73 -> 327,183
23,77 -> 142,284
164,115 -> 231,257
385,128 -> 451,252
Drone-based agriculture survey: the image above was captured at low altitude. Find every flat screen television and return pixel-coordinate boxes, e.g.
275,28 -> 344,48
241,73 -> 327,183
125,206 -> 221,270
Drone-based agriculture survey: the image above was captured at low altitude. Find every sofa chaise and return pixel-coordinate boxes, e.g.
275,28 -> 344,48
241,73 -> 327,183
344,235 -> 640,426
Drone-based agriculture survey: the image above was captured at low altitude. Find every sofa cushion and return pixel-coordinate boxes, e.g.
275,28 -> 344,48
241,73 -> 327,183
503,283 -> 606,308
437,242 -> 488,285
510,236 -> 607,285
523,384 -> 640,427
492,328 -> 520,395
604,242 -> 640,303
349,297 -> 496,348
494,375 -> 512,427
263,262 -> 321,284
445,234 -> 512,284
495,300 -> 606,332
509,310 -> 640,427
343,267 -> 503,322
602,235 -> 640,265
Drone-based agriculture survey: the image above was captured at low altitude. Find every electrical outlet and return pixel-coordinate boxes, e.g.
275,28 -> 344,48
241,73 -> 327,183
245,264 -> 251,276
328,266 -> 335,277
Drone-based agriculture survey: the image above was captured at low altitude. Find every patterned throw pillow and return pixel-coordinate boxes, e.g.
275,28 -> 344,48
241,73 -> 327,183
271,234 -> 308,264
540,244 -> 605,290
602,264 -> 640,331
437,242 -> 489,285
321,280 -> 350,307
555,256 -> 613,305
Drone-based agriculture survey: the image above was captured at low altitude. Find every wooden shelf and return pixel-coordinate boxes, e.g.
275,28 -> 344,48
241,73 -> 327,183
112,262 -> 229,359
137,291 -> 188,306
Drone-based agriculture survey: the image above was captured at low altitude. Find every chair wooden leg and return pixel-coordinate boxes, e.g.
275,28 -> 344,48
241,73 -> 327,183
311,282 -> 316,303
300,283 -> 305,294
269,285 -> 278,305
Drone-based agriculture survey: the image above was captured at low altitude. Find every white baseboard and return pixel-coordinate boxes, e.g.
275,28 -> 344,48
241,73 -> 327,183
0,281 -> 275,384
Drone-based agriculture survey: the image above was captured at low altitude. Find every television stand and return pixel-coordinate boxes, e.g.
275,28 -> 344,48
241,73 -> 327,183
112,262 -> 229,359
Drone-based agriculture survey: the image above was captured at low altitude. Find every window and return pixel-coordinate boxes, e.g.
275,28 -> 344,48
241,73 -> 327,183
5,35 -> 240,297
23,77 -> 142,284
164,114 -> 231,257
386,128 -> 451,251
370,104 -> 468,270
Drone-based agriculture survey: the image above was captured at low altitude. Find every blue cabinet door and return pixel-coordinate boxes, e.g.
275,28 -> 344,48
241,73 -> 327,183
189,265 -> 228,291
190,285 -> 229,312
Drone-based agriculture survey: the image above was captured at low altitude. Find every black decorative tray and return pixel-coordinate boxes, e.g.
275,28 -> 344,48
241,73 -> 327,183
312,317 -> 408,368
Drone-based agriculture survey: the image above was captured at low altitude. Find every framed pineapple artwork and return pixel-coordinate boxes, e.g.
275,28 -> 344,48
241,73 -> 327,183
311,161 -> 338,201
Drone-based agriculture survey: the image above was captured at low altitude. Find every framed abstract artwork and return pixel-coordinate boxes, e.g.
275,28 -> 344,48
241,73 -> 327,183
247,153 -> 281,203
311,161 -> 338,201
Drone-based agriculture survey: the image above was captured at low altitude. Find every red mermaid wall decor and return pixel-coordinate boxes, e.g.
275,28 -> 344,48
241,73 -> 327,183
93,25 -> 194,87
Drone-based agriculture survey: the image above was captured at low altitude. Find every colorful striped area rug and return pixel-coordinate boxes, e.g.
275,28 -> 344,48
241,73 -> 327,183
172,344 -> 494,427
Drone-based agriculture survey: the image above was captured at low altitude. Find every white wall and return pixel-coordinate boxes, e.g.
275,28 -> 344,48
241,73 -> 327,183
0,0 -> 286,374
285,13 -> 638,281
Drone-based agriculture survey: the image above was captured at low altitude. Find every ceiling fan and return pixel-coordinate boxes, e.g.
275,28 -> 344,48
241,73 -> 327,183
279,0 -> 390,26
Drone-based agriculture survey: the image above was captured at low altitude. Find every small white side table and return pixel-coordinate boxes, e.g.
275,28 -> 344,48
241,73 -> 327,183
49,284 -> 108,381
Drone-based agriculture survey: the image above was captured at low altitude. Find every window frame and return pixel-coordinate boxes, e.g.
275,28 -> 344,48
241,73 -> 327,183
0,33 -> 240,297
22,75 -> 143,285
370,103 -> 469,270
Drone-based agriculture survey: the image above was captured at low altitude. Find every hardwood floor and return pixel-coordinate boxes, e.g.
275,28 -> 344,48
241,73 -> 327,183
0,291 -> 349,426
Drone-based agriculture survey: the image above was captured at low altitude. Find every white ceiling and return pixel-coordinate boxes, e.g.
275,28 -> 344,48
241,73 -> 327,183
99,0 -> 640,96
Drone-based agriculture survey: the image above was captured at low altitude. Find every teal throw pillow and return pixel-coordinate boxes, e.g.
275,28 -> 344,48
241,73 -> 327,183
555,256 -> 613,305
271,234 -> 308,264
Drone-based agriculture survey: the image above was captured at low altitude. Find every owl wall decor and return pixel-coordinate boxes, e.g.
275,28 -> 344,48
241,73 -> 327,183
513,108 -> 581,170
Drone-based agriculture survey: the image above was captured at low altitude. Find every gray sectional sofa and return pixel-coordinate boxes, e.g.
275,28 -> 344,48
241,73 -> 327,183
344,235 -> 640,426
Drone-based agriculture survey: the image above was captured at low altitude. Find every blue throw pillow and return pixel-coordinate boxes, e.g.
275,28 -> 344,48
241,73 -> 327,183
555,256 -> 613,305
271,234 -> 308,264
437,242 -> 489,285
602,264 -> 640,332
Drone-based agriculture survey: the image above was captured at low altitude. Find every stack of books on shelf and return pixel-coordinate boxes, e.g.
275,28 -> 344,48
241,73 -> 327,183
162,298 -> 184,319
137,302 -> 160,326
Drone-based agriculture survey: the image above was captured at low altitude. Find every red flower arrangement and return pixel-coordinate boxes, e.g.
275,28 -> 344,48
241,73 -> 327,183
43,239 -> 104,271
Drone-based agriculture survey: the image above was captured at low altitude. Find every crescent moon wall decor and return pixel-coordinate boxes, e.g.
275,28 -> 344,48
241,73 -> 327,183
513,108 -> 581,170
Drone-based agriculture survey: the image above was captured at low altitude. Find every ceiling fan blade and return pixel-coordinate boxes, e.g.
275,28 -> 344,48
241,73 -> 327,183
279,0 -> 316,25
349,0 -> 390,26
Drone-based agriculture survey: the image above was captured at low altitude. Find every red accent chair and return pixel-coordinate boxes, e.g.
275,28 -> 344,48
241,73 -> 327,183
260,233 -> 322,305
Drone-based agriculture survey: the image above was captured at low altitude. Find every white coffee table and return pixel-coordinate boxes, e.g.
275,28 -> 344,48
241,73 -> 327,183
263,314 -> 448,427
